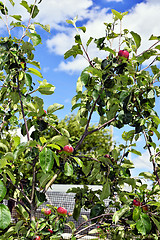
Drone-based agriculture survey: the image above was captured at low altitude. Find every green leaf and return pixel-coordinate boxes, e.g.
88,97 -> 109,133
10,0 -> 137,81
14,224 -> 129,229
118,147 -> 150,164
90,204 -> 105,222
130,149 -> 142,156
10,15 -> 22,21
77,26 -> 86,33
151,216 -> 160,232
136,213 -> 152,235
20,0 -> 30,12
30,5 -> 39,18
25,73 -> 32,87
26,32 -> 42,46
73,157 -> 83,168
0,180 -> 6,201
73,202 -> 81,221
86,37 -> 93,47
5,170 -> 16,185
130,31 -> 141,49
47,103 -> 64,113
15,220 -> 24,234
139,172 -> 155,180
64,162 -> 73,176
34,22 -> 50,32
100,181 -> 110,201
0,204 -> 11,229
113,205 -> 130,224
76,77 -> 83,93
133,207 -> 141,221
0,142 -> 8,152
64,44 -> 83,59
39,148 -> 54,173
28,67 -> 42,78
111,9 -> 122,20
50,135 -> 68,147
9,0 -> 15,6
38,79 -> 55,95
65,221 -> 76,232
149,34 -> 160,41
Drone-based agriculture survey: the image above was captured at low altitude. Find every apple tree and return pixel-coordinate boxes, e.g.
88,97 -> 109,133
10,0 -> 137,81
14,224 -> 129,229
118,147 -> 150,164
0,1 -> 160,240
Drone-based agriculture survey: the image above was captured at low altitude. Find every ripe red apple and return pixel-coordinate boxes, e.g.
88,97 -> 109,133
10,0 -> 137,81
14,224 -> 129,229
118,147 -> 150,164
57,206 -> 67,216
104,154 -> 110,159
63,145 -> 74,153
133,199 -> 141,206
48,229 -> 53,234
44,110 -> 47,114
118,50 -> 129,59
35,236 -> 41,240
41,208 -> 51,215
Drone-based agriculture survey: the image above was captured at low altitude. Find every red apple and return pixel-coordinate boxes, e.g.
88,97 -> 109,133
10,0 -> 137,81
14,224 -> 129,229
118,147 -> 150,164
48,229 -> 53,234
118,50 -> 129,59
44,110 -> 47,114
34,236 -> 41,240
41,208 -> 51,215
68,212 -> 72,217
104,154 -> 110,158
57,206 -> 67,216
142,205 -> 148,212
133,199 -> 141,206
63,145 -> 74,153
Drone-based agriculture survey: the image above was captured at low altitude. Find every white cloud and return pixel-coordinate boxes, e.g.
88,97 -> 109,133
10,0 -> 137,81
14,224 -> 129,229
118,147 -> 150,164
132,150 -> 153,171
46,0 -> 160,73
3,0 -> 160,73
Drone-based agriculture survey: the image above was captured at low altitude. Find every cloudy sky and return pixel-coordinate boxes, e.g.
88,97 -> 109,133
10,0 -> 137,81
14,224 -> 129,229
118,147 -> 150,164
2,0 -> 160,177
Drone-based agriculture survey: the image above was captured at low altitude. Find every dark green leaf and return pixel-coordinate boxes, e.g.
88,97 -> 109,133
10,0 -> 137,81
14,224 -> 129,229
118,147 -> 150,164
64,44 -> 83,59
100,181 -> 110,201
30,5 -> 39,18
90,204 -> 105,222
73,202 -> 81,221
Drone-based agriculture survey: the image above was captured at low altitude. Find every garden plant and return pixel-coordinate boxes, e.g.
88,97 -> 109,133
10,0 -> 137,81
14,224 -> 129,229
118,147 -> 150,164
0,1 -> 160,239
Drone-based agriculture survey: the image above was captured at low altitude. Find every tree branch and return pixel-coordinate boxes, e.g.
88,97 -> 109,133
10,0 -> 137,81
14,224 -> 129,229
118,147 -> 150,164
9,197 -> 31,216
7,178 -> 31,204
143,130 -> 160,186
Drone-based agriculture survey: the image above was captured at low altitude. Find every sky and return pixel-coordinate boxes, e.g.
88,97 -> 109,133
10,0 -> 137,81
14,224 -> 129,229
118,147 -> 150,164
2,0 -> 160,179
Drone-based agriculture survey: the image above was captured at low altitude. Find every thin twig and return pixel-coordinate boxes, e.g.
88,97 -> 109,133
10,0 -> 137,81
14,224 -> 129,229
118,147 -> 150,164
44,170 -> 60,193
7,178 -> 31,204
9,197 -> 31,216
74,94 -> 101,151
17,78 -> 30,141
143,130 -> 160,186
136,40 -> 160,57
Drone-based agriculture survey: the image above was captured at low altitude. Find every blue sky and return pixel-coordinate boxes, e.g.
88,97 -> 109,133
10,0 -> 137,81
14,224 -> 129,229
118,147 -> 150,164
2,0 -> 160,177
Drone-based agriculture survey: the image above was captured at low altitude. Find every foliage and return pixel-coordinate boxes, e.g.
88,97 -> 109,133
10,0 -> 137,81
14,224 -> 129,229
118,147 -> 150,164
0,1 -> 160,240
55,115 -> 113,184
